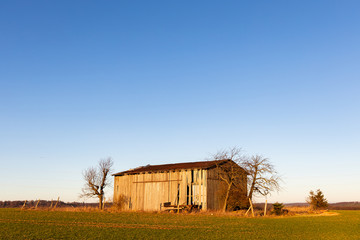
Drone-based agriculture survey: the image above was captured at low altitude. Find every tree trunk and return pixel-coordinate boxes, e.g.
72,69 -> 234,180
98,195 -> 103,210
248,171 -> 257,201
223,183 -> 232,212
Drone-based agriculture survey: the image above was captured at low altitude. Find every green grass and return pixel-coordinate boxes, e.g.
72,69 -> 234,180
0,208 -> 359,239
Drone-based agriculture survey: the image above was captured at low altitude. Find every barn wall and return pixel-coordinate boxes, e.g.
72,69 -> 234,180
206,165 -> 248,211
114,164 -> 247,212
206,168 -> 225,211
114,168 -> 208,211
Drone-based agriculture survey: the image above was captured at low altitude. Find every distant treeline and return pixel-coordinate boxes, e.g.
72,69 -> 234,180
284,202 -> 360,210
0,200 -> 101,208
328,202 -> 360,210
253,202 -> 360,211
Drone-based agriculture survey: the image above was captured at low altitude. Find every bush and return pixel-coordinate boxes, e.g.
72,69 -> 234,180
307,189 -> 328,210
113,194 -> 129,210
272,202 -> 285,215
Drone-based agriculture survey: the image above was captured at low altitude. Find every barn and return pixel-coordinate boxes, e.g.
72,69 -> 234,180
113,160 -> 247,211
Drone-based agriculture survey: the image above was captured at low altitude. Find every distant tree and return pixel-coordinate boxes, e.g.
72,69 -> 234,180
307,189 -> 328,210
210,147 -> 248,212
81,157 -> 113,209
243,155 -> 281,201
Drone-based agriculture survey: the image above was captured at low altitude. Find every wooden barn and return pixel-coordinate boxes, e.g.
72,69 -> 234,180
113,160 -> 247,211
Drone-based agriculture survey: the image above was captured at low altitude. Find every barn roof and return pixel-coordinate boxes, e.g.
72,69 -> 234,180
113,160 -> 231,176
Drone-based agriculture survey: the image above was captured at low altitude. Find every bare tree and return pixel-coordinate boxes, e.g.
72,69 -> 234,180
243,155 -> 281,201
81,157 -> 114,209
210,147 -> 248,212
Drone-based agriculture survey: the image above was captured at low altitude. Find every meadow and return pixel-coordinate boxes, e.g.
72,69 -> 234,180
0,208 -> 359,239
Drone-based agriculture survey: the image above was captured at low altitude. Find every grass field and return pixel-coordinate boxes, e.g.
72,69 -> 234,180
0,209 -> 359,239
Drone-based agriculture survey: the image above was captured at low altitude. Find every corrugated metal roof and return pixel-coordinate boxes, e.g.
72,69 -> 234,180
113,160 -> 230,176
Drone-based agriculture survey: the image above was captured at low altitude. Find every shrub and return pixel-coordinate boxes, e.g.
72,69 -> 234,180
113,194 -> 129,210
307,189 -> 328,210
272,202 -> 285,215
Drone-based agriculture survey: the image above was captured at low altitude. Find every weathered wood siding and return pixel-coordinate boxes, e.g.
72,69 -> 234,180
206,165 -> 248,210
206,168 -> 225,210
114,168 -> 210,211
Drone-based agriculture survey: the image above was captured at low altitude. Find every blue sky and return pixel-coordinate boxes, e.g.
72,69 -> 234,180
1,0 -> 359,203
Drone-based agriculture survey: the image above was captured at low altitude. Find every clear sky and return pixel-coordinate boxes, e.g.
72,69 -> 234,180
1,0 -> 359,203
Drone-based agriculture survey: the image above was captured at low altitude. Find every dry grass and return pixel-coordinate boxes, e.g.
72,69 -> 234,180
285,206 -> 312,214
22,204 -> 331,219
23,206 -> 103,213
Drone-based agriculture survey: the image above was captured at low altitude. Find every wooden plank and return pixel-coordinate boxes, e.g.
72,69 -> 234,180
133,180 -> 181,183
203,169 -> 207,210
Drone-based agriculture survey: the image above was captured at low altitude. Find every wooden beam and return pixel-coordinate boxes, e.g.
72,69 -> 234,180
133,180 -> 181,183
